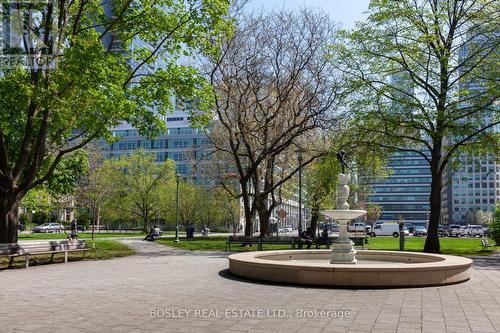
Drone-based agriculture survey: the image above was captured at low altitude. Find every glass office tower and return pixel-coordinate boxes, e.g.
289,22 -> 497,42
366,152 -> 431,225
99,106 -> 211,181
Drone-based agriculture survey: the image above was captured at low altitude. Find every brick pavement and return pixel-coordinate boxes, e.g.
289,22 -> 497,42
0,241 -> 499,333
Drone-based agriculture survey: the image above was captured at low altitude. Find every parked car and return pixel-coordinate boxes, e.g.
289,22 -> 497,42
448,224 -> 465,237
279,226 -> 294,233
413,226 -> 428,237
320,222 -> 339,233
370,223 -> 409,237
348,222 -> 367,233
438,224 -> 447,237
464,225 -> 485,237
32,223 -> 65,233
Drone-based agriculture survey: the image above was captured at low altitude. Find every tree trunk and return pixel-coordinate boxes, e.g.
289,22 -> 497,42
243,208 -> 255,236
255,195 -> 271,237
143,207 -> 149,233
241,182 -> 255,236
424,152 -> 443,253
96,205 -> 100,234
91,205 -> 101,240
309,204 -> 321,236
0,193 -> 20,244
258,206 -> 271,237
91,207 -> 96,240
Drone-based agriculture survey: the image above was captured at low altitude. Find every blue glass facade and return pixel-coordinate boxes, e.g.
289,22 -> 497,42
366,152 -> 431,224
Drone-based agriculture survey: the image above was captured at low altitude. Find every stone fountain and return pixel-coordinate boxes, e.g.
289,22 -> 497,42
228,151 -> 472,287
321,173 -> 366,264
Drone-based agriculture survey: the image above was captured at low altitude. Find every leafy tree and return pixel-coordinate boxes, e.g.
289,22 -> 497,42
76,147 -> 114,239
215,188 -> 241,235
334,0 -> 499,253
365,204 -> 382,227
475,210 -> 493,226
304,154 -> 340,233
21,187 -> 53,217
106,150 -> 175,232
46,150 -> 89,196
209,9 -> 340,236
0,0 -> 231,243
179,182 -> 201,230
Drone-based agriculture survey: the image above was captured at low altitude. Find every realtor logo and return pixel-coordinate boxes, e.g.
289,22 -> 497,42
0,0 -> 58,69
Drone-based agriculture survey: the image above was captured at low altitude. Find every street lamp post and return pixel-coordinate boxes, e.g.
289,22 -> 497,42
296,149 -> 305,236
175,173 -> 181,242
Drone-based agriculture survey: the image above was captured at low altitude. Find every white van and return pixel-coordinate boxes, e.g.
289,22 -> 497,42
370,223 -> 409,237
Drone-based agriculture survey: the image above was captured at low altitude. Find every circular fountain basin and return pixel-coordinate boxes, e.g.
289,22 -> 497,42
228,250 -> 472,287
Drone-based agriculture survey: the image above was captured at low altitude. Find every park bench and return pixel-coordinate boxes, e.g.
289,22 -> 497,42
226,236 -> 260,251
0,240 -> 89,269
481,238 -> 495,252
226,235 -> 368,251
257,236 -> 298,250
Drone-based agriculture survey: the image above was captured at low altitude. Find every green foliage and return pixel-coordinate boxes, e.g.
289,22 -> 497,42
46,150 -> 89,196
304,153 -> 340,211
21,187 -> 53,214
0,0 -> 232,243
31,211 -> 51,225
332,0 -> 499,253
163,180 -> 238,229
335,0 -> 499,159
103,150 -> 176,230
366,204 -> 382,224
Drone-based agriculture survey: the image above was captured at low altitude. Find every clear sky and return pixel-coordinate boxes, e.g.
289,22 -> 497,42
246,0 -> 371,28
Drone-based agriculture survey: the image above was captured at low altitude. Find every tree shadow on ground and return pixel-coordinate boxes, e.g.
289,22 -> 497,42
470,255 -> 500,270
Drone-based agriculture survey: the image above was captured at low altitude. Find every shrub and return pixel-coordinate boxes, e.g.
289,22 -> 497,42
490,204 -> 500,245
32,211 -> 50,225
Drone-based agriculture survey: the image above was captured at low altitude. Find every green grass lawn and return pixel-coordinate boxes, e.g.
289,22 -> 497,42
367,236 -> 498,255
1,240 -> 135,269
159,236 -> 498,256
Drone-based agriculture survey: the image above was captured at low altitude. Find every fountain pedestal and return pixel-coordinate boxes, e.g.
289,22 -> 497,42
330,219 -> 357,264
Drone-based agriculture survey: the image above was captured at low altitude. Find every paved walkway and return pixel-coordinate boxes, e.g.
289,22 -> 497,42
0,242 -> 499,333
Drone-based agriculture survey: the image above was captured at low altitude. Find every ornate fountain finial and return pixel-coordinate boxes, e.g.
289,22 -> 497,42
336,150 -> 350,174
335,151 -> 350,210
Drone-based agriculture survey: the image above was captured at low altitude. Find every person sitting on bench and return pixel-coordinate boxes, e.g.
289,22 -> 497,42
299,226 -> 314,249
320,227 -> 329,241
144,225 -> 160,242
